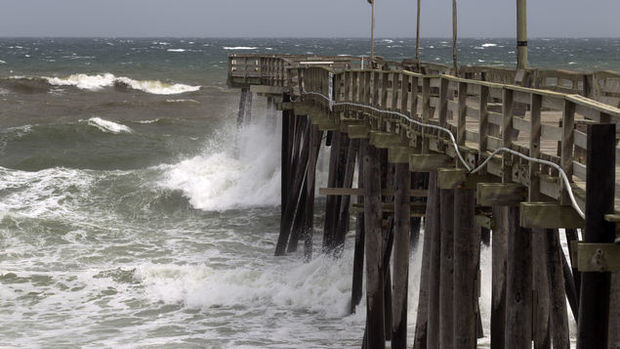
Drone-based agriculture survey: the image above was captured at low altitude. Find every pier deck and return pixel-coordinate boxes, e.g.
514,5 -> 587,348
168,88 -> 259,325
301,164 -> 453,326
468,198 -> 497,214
228,53 -> 620,348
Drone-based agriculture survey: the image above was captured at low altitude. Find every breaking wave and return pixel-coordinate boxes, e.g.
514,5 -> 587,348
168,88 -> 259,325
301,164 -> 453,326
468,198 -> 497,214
4,74 -> 200,95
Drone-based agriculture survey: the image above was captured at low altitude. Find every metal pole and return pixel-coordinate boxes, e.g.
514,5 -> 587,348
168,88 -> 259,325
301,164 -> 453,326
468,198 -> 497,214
370,0 -> 376,65
517,0 -> 528,69
415,0 -> 421,63
452,0 -> 458,75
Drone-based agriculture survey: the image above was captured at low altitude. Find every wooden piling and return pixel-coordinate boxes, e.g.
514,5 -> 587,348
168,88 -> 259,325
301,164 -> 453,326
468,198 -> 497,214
544,229 -> 570,349
392,162 -> 411,349
427,173 -> 442,349
505,206 -> 532,349
351,143 -> 365,313
363,140 -> 385,349
414,171 -> 439,349
578,123 -> 616,349
334,138 -> 359,251
237,87 -> 250,129
532,229 -> 551,349
275,96 -> 293,256
439,188 -> 455,349
453,187 -> 478,348
303,125 -> 323,261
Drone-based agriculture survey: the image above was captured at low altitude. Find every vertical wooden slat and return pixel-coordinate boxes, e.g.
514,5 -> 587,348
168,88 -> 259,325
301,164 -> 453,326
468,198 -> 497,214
411,76 -> 419,117
438,78 -> 449,127
422,77 -> 431,153
457,82 -> 467,146
392,72 -> 400,111
400,74 -> 410,114
479,85 -> 489,156
560,101 -> 575,205
529,94 -> 542,200
502,89 -> 514,183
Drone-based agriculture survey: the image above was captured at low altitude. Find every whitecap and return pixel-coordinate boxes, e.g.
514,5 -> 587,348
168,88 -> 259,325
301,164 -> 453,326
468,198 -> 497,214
0,59 -> 6,64
223,46 -> 258,50
164,99 -> 200,104
135,119 -> 160,124
86,117 -> 133,134
382,39 -> 394,43
46,73 -> 116,91
167,48 -> 186,52
116,77 -> 200,95
481,43 -> 497,48
45,73 -> 200,95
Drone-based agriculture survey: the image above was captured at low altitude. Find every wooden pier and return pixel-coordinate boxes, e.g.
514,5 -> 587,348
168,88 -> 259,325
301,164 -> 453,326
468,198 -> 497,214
228,53 -> 620,348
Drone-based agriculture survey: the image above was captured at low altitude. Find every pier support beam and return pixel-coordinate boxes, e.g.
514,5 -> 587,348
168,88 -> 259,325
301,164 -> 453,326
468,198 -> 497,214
453,187 -> 478,348
578,123 -> 616,349
428,172 -> 442,349
439,187 -> 455,349
491,207 -> 508,349
544,229 -> 570,349
392,162 -> 411,349
363,140 -> 386,349
351,144 -> 365,313
505,206 -> 532,349
334,139 -> 360,251
414,171 -> 439,349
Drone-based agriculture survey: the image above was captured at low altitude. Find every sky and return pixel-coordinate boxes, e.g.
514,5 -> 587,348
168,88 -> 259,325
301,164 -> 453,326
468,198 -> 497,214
0,0 -> 618,38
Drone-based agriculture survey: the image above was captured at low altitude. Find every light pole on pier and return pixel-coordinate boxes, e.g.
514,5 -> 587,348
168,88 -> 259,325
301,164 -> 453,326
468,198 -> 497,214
415,0 -> 421,64
369,0 -> 376,65
517,0 -> 528,69
452,0 -> 458,75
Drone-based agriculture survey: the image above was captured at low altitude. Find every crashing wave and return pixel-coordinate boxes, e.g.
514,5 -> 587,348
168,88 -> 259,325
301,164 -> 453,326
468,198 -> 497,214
42,73 -> 200,95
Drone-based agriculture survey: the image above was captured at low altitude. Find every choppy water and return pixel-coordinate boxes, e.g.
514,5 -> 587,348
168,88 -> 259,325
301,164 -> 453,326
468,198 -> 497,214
0,37 -> 611,347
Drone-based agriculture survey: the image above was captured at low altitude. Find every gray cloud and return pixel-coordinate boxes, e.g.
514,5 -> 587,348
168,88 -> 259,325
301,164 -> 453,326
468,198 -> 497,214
0,0 -> 617,37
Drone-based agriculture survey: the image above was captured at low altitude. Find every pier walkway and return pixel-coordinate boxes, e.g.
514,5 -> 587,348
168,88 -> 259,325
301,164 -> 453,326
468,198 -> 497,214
228,53 -> 620,349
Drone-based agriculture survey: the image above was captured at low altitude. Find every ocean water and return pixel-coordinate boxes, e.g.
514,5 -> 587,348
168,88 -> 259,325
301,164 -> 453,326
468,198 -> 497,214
0,38 -> 615,348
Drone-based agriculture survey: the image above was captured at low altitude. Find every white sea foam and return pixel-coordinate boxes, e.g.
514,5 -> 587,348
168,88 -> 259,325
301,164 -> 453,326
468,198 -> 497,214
86,117 -> 133,134
167,48 -> 186,52
481,43 -> 497,48
161,122 -> 281,211
135,252 -> 357,317
134,119 -> 160,124
45,73 -> 200,95
0,59 -> 6,64
223,46 -> 258,50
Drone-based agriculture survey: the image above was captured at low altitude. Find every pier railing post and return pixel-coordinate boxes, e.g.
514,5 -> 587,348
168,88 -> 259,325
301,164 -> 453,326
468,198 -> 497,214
577,123 -> 616,349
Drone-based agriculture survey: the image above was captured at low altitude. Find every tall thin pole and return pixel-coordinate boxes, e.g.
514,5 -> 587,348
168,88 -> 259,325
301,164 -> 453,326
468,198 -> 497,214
370,0 -> 376,65
415,0 -> 421,63
452,0 -> 458,75
516,0 -> 528,69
